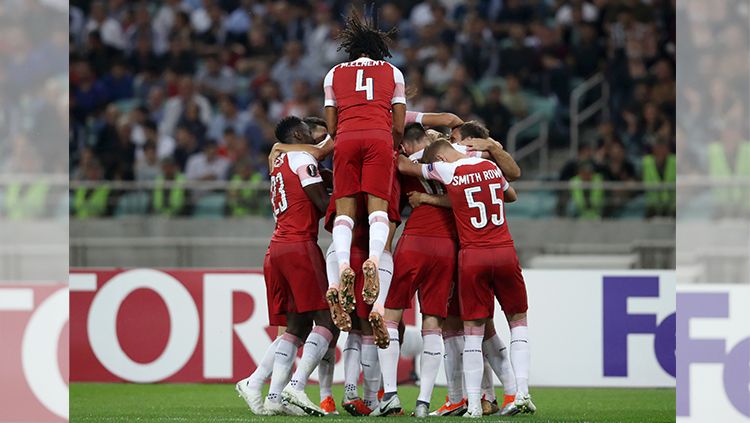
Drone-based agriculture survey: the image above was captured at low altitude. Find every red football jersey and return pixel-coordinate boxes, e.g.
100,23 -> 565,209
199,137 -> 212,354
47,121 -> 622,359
270,151 -> 324,242
422,157 -> 514,249
324,57 -> 405,136
401,150 -> 456,239
401,145 -> 482,239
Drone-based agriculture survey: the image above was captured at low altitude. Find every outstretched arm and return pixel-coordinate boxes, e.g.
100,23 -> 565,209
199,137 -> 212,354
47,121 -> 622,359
407,191 -> 451,209
397,154 -> 423,178
459,137 -> 521,181
267,136 -> 333,173
420,112 -> 463,129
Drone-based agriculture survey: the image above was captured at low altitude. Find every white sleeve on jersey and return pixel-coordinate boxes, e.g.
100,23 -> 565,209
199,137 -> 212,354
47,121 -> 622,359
451,143 -> 482,158
391,65 -> 406,105
421,161 -> 456,184
323,67 -> 336,107
405,110 -> 424,124
288,152 -> 324,187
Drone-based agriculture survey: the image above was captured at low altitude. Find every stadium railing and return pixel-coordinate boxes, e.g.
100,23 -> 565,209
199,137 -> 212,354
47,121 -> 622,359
56,179 -> 676,220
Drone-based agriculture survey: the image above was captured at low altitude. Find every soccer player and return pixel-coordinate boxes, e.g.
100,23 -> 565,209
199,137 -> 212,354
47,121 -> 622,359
323,197 -> 385,416
398,139 -> 535,417
323,10 -> 406,330
261,116 -> 339,416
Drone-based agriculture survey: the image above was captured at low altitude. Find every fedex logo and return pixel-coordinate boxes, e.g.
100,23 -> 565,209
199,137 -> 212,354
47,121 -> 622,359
676,292 -> 749,418
603,276 -> 676,378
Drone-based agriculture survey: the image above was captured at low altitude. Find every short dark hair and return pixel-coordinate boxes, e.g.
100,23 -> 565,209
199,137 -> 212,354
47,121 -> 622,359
303,116 -> 328,131
459,120 -> 489,139
274,116 -> 304,142
337,8 -> 396,61
422,139 -> 453,163
403,122 -> 426,144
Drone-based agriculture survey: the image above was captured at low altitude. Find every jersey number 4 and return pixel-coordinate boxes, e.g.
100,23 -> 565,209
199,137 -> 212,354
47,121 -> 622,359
270,173 -> 288,217
464,183 -> 505,229
355,69 -> 374,100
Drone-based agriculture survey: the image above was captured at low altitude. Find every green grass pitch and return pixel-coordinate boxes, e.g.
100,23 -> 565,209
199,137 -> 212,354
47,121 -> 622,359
70,383 -> 674,422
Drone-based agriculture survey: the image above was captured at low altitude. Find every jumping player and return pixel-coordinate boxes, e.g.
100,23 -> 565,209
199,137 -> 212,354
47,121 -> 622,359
261,116 -> 339,416
323,10 -> 406,329
398,139 -> 535,417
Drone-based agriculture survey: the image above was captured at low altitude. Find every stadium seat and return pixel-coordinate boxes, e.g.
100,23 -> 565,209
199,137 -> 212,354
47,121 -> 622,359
114,192 -> 150,217
192,193 -> 227,218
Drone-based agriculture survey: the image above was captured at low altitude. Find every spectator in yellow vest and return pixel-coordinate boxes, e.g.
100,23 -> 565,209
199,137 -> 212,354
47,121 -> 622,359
643,140 -> 676,218
569,161 -> 605,219
227,158 -> 263,217
152,158 -> 187,216
72,160 -> 111,219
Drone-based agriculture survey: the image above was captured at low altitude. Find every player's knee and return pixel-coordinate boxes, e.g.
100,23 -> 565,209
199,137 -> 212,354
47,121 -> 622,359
421,314 -> 443,330
384,308 -> 402,323
506,312 -> 527,325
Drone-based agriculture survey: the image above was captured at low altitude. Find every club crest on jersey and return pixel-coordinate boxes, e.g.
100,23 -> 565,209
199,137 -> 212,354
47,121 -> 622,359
306,164 -> 318,177
273,154 -> 285,168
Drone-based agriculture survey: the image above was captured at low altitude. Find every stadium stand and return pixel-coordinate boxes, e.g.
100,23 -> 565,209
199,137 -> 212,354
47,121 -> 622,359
68,0 -> 676,220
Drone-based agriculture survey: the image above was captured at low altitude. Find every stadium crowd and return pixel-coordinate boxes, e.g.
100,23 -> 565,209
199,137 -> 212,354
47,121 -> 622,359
69,0 -> 676,219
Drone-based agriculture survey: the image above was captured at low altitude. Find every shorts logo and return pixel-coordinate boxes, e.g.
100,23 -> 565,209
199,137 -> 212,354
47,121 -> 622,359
307,164 -> 319,177
427,163 -> 435,173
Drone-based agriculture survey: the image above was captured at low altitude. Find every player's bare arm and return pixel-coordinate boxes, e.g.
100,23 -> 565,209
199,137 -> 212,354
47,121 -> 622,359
396,154 -> 423,178
504,185 -> 518,203
420,112 -> 463,129
324,106 -> 338,137
459,137 -> 521,181
303,180 -> 330,214
392,103 -> 406,149
268,135 -> 334,171
407,191 -> 451,209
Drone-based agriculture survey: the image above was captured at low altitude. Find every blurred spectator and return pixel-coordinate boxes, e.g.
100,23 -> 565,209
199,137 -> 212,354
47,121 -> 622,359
143,120 -> 176,160
271,41 -> 315,100
152,157 -> 187,216
94,104 -> 135,180
85,1 -> 126,51
185,140 -> 230,181
173,124 -> 201,170
227,158 -> 264,217
478,86 -> 514,142
643,139 -> 676,218
196,54 -> 239,101
101,60 -> 134,102
425,43 -> 458,89
209,95 -> 251,141
135,142 -> 161,181
72,159 -> 111,219
569,160 -> 605,219
161,76 -> 211,136
499,24 -> 536,83
501,74 -> 528,119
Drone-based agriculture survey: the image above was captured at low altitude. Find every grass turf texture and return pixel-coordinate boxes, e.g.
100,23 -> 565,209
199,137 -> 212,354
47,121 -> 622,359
70,383 -> 674,422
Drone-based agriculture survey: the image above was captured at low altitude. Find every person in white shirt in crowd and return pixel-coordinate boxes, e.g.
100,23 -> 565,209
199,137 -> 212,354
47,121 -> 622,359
185,139 -> 230,182
160,76 -> 212,137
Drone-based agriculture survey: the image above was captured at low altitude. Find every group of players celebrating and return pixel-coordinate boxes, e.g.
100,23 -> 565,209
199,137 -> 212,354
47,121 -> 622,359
235,11 -> 535,418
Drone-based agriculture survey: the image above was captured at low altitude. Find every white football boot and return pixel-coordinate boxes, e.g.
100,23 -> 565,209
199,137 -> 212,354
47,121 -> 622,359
235,377 -> 268,415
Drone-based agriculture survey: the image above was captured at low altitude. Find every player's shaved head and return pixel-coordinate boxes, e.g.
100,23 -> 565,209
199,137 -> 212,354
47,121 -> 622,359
337,8 -> 396,61
275,116 -> 312,144
459,120 -> 490,140
422,138 -> 453,163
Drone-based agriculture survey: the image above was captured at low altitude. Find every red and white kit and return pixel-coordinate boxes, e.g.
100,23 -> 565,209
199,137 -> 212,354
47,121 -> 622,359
387,148 -> 457,318
422,158 -> 528,321
264,152 -> 328,323
324,57 -> 405,200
